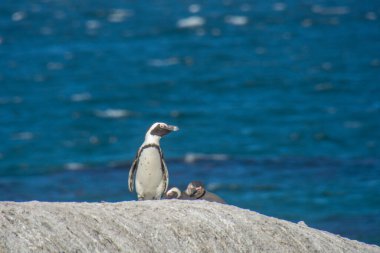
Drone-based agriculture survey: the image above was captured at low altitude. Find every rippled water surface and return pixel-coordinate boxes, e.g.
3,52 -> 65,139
1,0 -> 380,245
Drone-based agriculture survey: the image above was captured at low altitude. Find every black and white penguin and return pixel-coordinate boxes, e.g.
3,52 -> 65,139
185,181 -> 226,204
128,122 -> 179,200
164,187 -> 192,200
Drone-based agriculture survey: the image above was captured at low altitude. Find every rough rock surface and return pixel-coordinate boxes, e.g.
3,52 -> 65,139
0,201 -> 379,253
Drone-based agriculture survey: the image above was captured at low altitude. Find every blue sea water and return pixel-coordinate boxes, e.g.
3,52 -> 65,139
1,0 -> 380,245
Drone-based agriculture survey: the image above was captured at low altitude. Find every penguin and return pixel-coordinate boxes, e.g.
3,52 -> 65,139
164,187 -> 182,199
128,122 -> 179,200
164,187 -> 193,200
185,181 -> 226,204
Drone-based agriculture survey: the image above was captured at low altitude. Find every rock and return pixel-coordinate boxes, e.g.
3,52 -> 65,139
0,200 -> 378,253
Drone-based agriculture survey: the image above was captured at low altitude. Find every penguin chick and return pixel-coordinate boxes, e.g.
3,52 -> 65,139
165,187 -> 193,200
165,187 -> 182,199
186,181 -> 226,204
128,122 -> 179,200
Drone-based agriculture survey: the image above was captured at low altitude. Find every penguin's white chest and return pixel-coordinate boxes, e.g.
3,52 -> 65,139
135,147 -> 165,199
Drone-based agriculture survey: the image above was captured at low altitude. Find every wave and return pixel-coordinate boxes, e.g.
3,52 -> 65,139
177,16 -> 205,28
94,109 -> 131,119
183,153 -> 229,163
64,163 -> 86,171
224,16 -> 248,26
70,93 -> 92,102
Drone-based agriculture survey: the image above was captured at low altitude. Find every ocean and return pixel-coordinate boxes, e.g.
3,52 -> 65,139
1,0 -> 379,245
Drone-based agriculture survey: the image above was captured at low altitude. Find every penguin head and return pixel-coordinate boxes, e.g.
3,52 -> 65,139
165,187 -> 181,199
145,122 -> 179,142
186,181 -> 206,199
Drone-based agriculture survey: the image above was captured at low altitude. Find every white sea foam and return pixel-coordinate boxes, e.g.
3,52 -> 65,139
12,132 -> 34,140
301,19 -> 313,27
207,182 -> 222,191
108,9 -> 133,23
65,162 -> 85,171
89,136 -> 99,144
224,15 -> 248,26
70,93 -> 92,102
148,58 -> 179,67
365,12 -> 377,21
184,153 -> 229,163
298,221 -> 308,227
12,11 -> 26,22
95,109 -> 131,119
207,182 -> 240,191
177,16 -> 205,28
314,83 -> 333,91
273,2 -> 287,12
86,20 -> 101,30
189,4 -> 201,13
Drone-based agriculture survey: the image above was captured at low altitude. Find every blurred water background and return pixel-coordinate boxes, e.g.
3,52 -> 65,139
1,0 -> 380,245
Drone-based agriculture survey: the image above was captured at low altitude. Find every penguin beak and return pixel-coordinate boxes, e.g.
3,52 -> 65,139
186,185 -> 196,197
150,124 -> 179,137
195,186 -> 203,195
164,125 -> 179,132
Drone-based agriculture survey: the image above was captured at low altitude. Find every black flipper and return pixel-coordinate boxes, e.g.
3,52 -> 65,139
128,155 -> 139,192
